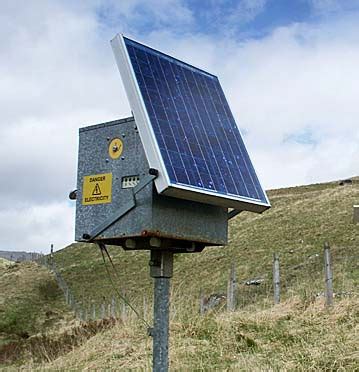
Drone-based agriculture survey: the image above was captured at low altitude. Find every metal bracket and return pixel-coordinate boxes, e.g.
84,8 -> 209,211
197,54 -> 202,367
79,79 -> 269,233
83,169 -> 158,241
149,250 -> 173,278
227,209 -> 242,220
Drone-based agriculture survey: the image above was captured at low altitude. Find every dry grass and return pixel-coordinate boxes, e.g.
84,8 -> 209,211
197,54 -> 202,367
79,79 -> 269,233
1,179 -> 359,370
13,296 -> 358,371
0,262 -> 73,352
0,258 -> 13,269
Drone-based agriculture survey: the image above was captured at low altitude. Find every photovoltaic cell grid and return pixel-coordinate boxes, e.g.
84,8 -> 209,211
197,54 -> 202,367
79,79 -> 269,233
124,37 -> 267,204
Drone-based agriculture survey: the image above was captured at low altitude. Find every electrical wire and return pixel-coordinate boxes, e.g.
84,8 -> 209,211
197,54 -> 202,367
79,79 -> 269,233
97,242 -> 152,329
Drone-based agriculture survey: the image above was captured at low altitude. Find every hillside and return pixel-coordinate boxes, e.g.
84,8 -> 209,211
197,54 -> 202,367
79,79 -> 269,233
0,258 -> 12,269
0,251 -> 35,262
1,178 -> 358,370
0,262 -> 74,354
53,178 -> 359,308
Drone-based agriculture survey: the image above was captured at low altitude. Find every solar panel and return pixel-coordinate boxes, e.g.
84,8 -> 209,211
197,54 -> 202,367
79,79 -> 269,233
111,35 -> 270,213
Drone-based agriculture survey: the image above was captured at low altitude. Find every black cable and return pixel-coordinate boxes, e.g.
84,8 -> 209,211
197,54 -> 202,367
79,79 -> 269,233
97,242 -> 151,328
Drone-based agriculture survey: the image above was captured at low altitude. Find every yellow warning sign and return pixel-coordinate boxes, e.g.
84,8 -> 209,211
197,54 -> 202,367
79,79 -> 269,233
109,138 -> 123,159
82,173 -> 112,205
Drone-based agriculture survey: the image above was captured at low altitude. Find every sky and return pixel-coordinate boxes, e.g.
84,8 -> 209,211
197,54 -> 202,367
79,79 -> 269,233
1,0 -> 359,253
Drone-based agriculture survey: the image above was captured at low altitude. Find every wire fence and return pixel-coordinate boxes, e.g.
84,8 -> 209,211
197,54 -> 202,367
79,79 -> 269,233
34,254 -> 127,322
199,242 -> 359,314
31,241 -> 359,322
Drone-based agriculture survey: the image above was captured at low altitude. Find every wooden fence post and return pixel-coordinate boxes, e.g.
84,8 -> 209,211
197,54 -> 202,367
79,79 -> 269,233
199,289 -> 205,315
227,262 -> 237,311
273,253 -> 280,304
101,303 -> 106,319
65,288 -> 69,305
79,308 -> 84,321
92,303 -> 96,320
324,242 -> 334,307
143,296 -> 147,321
111,297 -> 116,318
121,290 -> 127,321
84,306 -> 88,322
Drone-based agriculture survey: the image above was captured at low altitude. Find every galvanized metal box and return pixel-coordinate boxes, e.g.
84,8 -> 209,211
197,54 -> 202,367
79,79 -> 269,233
75,117 -> 228,251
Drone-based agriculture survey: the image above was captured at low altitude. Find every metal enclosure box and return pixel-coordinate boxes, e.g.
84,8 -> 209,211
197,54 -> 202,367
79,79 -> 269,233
75,117 -> 228,251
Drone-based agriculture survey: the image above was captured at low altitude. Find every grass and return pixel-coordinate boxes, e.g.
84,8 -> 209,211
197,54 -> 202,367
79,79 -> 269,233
53,179 -> 359,311
0,258 -> 12,269
1,178 -> 359,370
0,262 -> 74,353
19,296 -> 359,371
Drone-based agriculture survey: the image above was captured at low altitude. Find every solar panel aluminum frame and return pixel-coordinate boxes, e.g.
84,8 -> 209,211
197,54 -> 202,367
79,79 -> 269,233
111,34 -> 270,213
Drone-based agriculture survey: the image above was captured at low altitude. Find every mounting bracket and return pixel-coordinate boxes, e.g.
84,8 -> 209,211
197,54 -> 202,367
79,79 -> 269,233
83,169 -> 158,241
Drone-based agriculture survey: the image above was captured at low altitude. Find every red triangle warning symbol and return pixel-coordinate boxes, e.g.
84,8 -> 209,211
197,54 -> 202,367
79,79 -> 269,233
92,183 -> 102,196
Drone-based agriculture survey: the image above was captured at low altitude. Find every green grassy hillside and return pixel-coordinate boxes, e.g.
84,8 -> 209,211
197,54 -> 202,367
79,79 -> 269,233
0,258 -> 12,269
0,262 -> 74,352
54,179 -> 359,309
28,297 -> 359,371
1,179 -> 358,370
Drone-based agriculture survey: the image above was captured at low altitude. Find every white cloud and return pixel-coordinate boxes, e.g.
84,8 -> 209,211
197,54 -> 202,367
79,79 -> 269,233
140,18 -> 359,188
307,0 -> 359,14
0,201 -> 74,253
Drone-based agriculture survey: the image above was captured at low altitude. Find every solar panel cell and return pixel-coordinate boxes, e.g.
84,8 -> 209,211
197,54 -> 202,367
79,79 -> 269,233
111,35 -> 270,212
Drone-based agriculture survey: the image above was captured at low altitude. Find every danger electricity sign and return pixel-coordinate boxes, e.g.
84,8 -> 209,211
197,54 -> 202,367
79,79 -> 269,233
82,173 -> 112,205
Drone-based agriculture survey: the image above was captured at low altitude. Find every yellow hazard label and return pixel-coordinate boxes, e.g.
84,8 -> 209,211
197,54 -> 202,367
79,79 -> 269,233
82,173 -> 112,205
109,138 -> 123,159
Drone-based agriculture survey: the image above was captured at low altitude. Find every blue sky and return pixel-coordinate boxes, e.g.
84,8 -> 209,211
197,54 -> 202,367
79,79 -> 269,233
95,0 -> 359,38
1,0 -> 359,252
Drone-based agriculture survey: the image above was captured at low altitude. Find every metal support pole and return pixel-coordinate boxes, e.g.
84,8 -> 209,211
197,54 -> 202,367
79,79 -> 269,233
149,250 -> 173,372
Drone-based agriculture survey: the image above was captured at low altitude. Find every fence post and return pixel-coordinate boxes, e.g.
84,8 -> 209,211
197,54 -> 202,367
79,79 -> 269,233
273,253 -> 280,304
121,290 -> 127,321
199,289 -> 205,315
111,297 -> 116,318
101,303 -> 106,319
107,303 -> 111,318
143,296 -> 148,321
79,308 -> 84,321
324,242 -> 334,307
227,262 -> 236,311
92,303 -> 96,320
84,306 -> 88,322
65,288 -> 69,305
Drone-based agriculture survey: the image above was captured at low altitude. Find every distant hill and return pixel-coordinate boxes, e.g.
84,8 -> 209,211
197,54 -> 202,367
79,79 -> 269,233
0,251 -> 42,262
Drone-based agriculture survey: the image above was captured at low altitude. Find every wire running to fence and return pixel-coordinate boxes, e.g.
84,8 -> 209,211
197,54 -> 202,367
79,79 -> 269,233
35,253 -> 130,322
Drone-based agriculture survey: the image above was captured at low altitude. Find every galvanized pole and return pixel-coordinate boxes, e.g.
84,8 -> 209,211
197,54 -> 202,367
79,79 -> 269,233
324,242 -> 334,307
149,250 -> 173,372
273,253 -> 280,304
